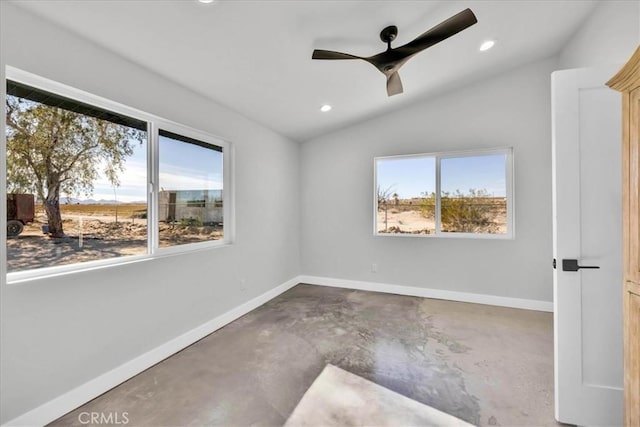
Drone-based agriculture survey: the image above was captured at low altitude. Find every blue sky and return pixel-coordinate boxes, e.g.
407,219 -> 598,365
377,153 -> 507,198
88,134 -> 223,202
158,134 -> 223,192
376,156 -> 436,199
90,141 -> 147,202
92,143 -> 505,202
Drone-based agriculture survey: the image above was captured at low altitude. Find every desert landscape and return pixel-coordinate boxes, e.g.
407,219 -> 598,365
6,204 -> 223,272
7,195 -> 504,272
377,196 -> 507,235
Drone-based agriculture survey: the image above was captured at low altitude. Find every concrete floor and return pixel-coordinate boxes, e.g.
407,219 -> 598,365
51,284 -> 558,426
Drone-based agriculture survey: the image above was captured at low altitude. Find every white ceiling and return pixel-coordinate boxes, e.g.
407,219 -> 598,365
13,0 -> 597,142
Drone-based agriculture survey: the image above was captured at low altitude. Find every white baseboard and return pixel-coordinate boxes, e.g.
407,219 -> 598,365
298,275 -> 554,312
2,276 -> 301,427
4,274 -> 552,426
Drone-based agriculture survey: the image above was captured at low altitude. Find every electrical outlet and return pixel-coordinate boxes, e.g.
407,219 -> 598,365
371,263 -> 377,273
239,278 -> 247,291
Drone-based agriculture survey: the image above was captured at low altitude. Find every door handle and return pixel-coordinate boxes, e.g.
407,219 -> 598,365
562,259 -> 600,272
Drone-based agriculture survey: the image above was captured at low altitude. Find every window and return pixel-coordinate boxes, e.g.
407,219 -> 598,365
4,67 -> 232,280
374,148 -> 513,238
158,129 -> 224,248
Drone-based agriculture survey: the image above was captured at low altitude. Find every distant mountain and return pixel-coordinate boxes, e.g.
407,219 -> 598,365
61,197 -> 92,204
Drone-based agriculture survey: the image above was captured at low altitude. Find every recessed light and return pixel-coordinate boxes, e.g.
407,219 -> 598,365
320,104 -> 332,112
479,40 -> 495,52
198,0 -> 215,3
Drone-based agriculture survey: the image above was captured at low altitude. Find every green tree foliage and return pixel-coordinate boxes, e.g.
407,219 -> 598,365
420,191 -> 436,220
420,188 -> 499,233
440,189 -> 499,233
5,96 -> 144,237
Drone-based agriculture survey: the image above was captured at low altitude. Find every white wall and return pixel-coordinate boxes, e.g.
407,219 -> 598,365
0,2 -> 300,423
300,57 -> 558,303
558,0 -> 639,69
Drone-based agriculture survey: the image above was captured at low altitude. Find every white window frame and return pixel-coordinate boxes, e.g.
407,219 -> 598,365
153,120 -> 233,256
373,147 -> 514,240
4,66 -> 234,284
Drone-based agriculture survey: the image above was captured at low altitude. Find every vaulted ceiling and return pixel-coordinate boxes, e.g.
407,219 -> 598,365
14,0 -> 597,142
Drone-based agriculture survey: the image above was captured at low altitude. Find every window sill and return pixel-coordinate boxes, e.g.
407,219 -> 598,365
6,239 -> 232,285
373,231 -> 514,240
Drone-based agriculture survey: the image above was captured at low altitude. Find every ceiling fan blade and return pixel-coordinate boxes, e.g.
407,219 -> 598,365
312,49 -> 362,60
399,8 -> 477,55
386,72 -> 403,96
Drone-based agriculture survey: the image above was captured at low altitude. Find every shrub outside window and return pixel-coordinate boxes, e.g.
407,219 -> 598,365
4,67 -> 232,281
374,148 -> 513,239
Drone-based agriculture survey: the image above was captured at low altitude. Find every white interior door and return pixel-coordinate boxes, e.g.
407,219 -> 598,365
552,65 -> 623,426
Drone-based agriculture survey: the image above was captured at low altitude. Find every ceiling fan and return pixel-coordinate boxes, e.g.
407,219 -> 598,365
312,8 -> 478,97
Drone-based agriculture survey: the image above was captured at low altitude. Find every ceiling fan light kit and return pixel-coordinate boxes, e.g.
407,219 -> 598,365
312,8 -> 478,97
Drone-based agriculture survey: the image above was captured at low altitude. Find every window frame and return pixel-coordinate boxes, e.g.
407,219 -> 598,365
373,147 -> 514,240
4,66 -> 234,284
152,119 -> 233,256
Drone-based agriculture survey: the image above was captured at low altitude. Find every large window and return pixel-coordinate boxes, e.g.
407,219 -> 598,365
4,68 -> 232,280
375,148 -> 513,238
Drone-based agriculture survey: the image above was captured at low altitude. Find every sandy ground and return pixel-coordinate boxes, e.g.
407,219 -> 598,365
377,210 -> 435,234
6,212 -> 222,272
377,207 -> 507,234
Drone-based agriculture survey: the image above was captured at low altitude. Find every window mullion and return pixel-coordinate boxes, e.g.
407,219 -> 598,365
149,121 -> 159,254
435,156 -> 442,234
506,149 -> 514,239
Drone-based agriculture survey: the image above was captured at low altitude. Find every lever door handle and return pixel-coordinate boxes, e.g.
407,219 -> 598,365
562,259 -> 600,272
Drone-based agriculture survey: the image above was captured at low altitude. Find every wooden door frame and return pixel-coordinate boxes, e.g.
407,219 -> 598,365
607,45 -> 640,427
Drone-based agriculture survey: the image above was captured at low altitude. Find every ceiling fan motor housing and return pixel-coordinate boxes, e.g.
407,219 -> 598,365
380,25 -> 398,44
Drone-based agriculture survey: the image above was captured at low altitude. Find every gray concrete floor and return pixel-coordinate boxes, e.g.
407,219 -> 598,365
50,284 -> 558,426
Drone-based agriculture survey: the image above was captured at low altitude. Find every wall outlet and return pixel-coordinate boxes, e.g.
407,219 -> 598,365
371,263 -> 377,273
239,278 -> 247,291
